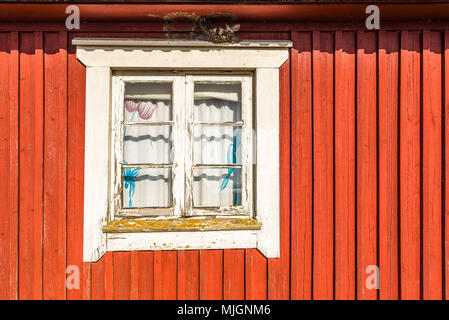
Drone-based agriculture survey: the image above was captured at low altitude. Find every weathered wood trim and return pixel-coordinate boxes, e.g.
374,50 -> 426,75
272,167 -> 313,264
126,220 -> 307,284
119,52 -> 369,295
255,68 -> 280,258
75,38 -> 290,69
107,230 -> 259,252
172,76 -> 186,217
103,218 -> 261,232
83,66 -> 111,262
185,75 -> 194,217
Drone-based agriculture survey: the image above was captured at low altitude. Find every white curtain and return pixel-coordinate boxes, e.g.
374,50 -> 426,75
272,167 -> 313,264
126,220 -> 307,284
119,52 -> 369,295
122,98 -> 173,208
193,100 -> 241,207
122,83 -> 242,210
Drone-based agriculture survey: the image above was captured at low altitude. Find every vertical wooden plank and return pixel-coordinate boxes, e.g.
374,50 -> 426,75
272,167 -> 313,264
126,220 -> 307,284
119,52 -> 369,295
91,258 -> 105,300
312,31 -> 334,300
267,52 -> 291,300
113,252 -> 131,300
67,32 -> 90,300
18,32 -> 44,300
356,31 -> 378,300
104,252 -> 114,299
422,30 -> 443,300
33,31 -> 44,300
90,252 -> 113,300
334,31 -> 356,300
82,263 -> 92,300
0,32 -> 19,300
154,251 -> 162,299
400,30 -> 421,300
290,31 -> 313,300
177,250 -> 199,300
138,252 -> 154,300
130,251 -> 139,299
223,249 -> 245,300
154,251 -> 177,299
42,31 -> 67,300
378,31 -> 399,300
245,249 -> 267,300
445,30 -> 449,301
10,32 -> 19,301
199,250 -> 223,300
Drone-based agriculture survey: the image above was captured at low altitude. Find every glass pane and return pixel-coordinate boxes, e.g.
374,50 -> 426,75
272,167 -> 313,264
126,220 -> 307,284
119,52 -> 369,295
193,167 -> 242,207
194,125 -> 241,165
123,125 -> 172,164
194,82 -> 242,122
124,82 -> 172,122
122,167 -> 172,208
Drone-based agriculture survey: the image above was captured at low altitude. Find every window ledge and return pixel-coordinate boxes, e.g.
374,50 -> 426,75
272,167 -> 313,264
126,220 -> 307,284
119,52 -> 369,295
102,217 -> 262,233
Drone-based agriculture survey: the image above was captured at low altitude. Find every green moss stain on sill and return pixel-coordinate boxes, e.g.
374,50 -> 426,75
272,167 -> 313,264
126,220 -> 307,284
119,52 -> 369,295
102,217 -> 262,233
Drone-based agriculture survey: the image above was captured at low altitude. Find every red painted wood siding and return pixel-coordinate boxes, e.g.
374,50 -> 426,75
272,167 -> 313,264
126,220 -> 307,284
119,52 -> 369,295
0,25 -> 448,300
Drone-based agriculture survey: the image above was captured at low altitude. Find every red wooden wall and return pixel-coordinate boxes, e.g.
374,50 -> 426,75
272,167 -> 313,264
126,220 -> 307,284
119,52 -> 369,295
1,22 -> 449,300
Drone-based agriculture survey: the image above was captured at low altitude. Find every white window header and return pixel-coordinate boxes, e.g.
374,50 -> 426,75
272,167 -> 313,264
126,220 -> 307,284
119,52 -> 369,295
74,38 -> 291,69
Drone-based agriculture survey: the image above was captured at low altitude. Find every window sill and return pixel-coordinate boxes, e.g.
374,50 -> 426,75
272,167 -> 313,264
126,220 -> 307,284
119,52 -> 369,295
102,217 -> 262,233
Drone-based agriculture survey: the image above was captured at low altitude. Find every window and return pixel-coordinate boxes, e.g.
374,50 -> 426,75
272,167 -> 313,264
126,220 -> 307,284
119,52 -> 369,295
111,73 -> 253,219
74,38 -> 291,261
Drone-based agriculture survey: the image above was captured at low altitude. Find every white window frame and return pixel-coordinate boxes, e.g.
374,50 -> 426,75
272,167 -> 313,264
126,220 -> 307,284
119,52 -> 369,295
74,38 -> 291,262
112,72 -> 253,219
185,74 -> 253,217
111,73 -> 186,218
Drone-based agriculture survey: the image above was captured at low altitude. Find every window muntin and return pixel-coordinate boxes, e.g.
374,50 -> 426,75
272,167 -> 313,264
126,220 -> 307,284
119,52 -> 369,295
111,73 -> 253,220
